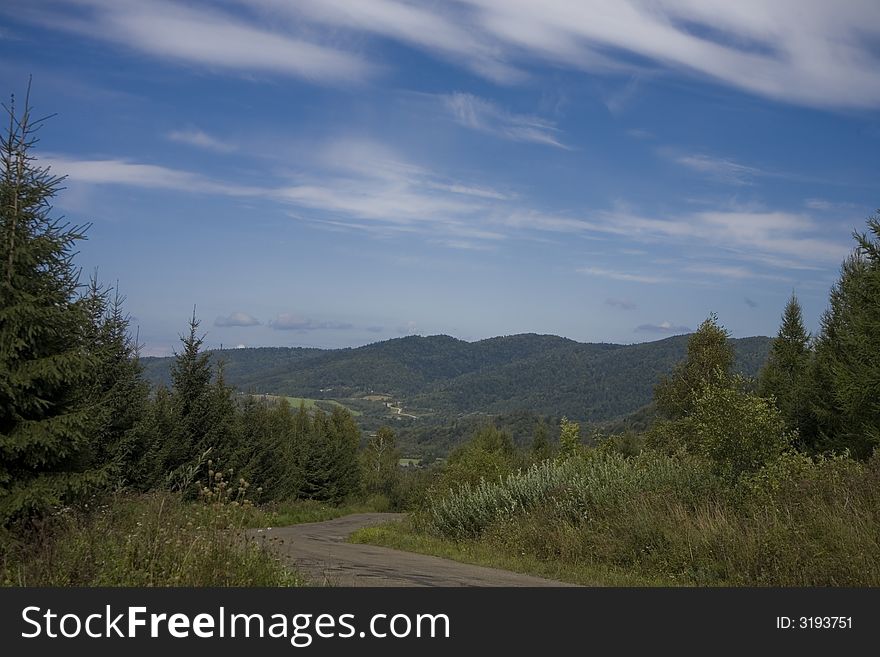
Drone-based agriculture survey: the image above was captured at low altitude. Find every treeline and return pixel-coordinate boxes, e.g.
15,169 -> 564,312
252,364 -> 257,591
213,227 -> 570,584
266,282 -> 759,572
131,314 -> 363,504
0,93 -> 392,538
401,214 -> 880,586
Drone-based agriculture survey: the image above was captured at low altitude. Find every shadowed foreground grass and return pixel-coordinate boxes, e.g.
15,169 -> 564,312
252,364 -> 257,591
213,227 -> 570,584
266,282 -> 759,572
1,492 -> 300,586
349,519 -> 671,586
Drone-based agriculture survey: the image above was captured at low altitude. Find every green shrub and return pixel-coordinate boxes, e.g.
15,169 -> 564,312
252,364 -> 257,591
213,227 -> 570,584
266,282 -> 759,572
648,380 -> 792,480
422,450 -> 718,540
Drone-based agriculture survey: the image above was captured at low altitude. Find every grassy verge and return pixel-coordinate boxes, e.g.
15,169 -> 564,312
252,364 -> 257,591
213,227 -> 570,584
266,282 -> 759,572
247,498 -> 385,528
349,519 -> 672,586
353,450 -> 880,587
1,493 -> 300,587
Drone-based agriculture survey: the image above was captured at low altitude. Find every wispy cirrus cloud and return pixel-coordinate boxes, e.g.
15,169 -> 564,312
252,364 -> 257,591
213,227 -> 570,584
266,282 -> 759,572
14,0 -> 370,83
167,128 -> 236,153
578,266 -> 669,284
440,92 -> 569,148
579,208 -> 850,267
682,263 -> 791,282
247,0 -> 523,83
214,312 -> 260,327
672,152 -> 762,185
459,0 -> 880,109
44,140 -> 850,273
11,1 -> 880,109
39,154 -> 263,196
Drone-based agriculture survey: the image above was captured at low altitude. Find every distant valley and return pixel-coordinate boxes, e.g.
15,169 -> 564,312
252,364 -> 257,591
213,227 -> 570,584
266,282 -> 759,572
141,333 -> 771,454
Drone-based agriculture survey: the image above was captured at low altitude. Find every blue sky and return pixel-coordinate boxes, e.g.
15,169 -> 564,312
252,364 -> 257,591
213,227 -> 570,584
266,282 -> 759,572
2,0 -> 879,355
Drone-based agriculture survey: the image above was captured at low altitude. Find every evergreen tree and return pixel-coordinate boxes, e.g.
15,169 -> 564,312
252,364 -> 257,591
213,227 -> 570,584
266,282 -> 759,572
758,294 -> 812,440
153,310 -> 229,490
654,313 -> 734,419
82,276 -> 150,488
299,407 -> 361,502
0,88 -> 102,523
235,397 -> 302,502
809,216 -> 880,458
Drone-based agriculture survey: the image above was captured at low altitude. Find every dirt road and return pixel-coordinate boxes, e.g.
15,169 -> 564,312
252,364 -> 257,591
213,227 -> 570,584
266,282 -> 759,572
252,513 -> 576,587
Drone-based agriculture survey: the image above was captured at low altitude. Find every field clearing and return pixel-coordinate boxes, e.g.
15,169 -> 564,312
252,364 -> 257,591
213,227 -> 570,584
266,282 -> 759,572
252,394 -> 363,416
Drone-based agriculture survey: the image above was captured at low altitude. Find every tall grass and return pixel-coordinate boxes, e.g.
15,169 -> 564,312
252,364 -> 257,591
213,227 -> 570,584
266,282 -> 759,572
418,450 -> 880,585
421,450 -> 718,539
0,491 -> 300,587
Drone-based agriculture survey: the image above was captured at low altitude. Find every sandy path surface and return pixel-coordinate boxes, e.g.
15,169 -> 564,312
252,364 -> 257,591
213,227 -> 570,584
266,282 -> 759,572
252,513 -> 577,587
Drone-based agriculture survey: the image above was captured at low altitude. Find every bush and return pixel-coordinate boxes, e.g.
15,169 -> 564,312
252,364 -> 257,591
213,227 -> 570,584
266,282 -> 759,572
647,379 -> 792,480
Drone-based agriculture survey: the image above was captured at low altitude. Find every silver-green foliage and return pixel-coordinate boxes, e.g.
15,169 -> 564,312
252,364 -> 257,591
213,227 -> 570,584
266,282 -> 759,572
423,450 -> 715,539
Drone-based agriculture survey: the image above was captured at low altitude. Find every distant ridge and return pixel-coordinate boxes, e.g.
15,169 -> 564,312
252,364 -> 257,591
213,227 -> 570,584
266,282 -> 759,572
141,333 -> 771,423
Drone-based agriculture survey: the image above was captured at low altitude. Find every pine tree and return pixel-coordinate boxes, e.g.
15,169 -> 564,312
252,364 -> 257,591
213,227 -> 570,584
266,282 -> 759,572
234,396 -> 301,502
758,293 -> 812,440
654,313 -> 734,420
809,216 -> 880,458
0,88 -> 103,523
82,275 -> 150,488
154,310 -> 215,489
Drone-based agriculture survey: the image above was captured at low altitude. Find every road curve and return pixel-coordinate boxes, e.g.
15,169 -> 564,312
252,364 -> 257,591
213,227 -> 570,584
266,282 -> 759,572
251,513 -> 577,587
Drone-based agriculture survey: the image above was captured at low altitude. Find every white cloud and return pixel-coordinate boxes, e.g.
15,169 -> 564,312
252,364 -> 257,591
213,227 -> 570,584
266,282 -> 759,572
672,153 -> 762,185
440,92 -> 569,148
12,1 -> 880,108
43,140 -> 851,274
270,313 -> 353,331
585,208 -> 850,266
17,0 -> 370,83
635,321 -> 691,334
214,312 -> 260,327
40,154 -> 262,196
167,128 -> 236,153
578,266 -> 669,284
246,0 -> 523,82
682,264 -> 791,281
461,0 -> 880,109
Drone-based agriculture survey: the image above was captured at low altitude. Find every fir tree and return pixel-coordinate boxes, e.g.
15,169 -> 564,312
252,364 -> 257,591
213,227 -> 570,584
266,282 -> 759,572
154,310 -> 216,489
0,87 -> 102,523
82,275 -> 150,488
809,215 -> 880,458
758,293 -> 812,440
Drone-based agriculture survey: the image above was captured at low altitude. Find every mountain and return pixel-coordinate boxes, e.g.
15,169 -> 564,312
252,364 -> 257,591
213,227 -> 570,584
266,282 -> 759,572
141,332 -> 771,426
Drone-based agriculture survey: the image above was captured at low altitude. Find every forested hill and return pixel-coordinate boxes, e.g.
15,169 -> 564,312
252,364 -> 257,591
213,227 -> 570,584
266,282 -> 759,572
141,333 -> 771,423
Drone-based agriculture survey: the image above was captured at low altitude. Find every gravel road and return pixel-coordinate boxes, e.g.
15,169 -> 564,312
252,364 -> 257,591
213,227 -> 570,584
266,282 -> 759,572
252,513 -> 576,587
